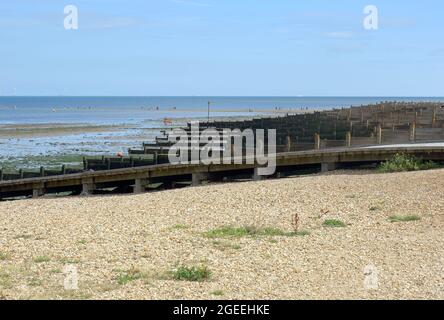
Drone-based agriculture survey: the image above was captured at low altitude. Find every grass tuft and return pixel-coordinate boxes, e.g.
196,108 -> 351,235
34,256 -> 50,263
203,226 -> 310,238
116,268 -> 145,285
171,224 -> 189,230
0,273 -> 11,288
0,253 -> 9,261
389,215 -> 421,223
171,265 -> 211,282
211,290 -> 224,296
323,219 -> 346,228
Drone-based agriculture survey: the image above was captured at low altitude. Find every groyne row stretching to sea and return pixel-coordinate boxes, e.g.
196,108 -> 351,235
1,101 -> 444,200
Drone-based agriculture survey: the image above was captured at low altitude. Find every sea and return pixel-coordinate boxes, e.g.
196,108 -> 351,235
1,96 -> 444,125
0,96 -> 443,169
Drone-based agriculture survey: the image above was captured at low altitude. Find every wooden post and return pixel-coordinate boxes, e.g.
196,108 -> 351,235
314,133 -> 321,150
0,168 -> 3,181
61,165 -> 66,175
346,132 -> 352,147
377,125 -> 382,144
285,135 -> 291,152
410,122 -> 416,142
432,106 -> 437,128
40,166 -> 45,177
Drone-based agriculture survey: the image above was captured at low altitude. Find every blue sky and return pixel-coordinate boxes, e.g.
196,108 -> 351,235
0,0 -> 443,96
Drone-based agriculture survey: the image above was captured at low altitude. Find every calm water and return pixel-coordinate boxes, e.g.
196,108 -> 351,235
1,96 -> 443,169
1,96 -> 443,125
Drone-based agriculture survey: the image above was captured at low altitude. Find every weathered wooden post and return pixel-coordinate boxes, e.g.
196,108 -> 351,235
432,106 -> 437,128
410,122 -> 416,142
285,135 -> 291,152
0,168 -> 3,181
314,133 -> 321,150
40,166 -> 45,177
19,169 -> 23,179
376,125 -> 382,144
346,131 -> 352,147
154,151 -> 158,165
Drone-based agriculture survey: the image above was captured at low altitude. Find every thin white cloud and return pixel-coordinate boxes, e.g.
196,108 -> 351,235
172,0 -> 212,7
85,16 -> 139,29
324,31 -> 354,39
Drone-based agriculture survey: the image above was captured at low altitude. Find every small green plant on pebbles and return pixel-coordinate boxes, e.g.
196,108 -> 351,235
204,226 -> 309,238
171,265 -> 211,282
34,256 -> 50,263
323,219 -> 346,228
172,224 -> 189,230
116,269 -> 145,285
378,153 -> 439,173
389,215 -> 421,223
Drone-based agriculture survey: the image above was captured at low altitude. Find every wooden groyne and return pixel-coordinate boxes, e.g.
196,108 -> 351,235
1,101 -> 443,200
1,145 -> 444,200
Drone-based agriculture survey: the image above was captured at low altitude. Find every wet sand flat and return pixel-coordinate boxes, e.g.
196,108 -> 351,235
0,124 -> 132,139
